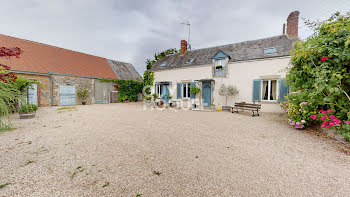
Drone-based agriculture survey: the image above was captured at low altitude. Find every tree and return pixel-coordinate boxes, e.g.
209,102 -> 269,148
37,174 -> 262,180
218,84 -> 239,106
143,48 -> 178,95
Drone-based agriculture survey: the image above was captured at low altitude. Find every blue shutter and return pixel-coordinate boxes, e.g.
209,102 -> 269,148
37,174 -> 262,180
190,82 -> 196,99
177,83 -> 181,99
279,78 -> 289,102
252,79 -> 262,102
154,82 -> 157,95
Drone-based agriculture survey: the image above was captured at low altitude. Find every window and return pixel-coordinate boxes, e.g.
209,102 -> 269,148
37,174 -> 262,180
182,83 -> 191,98
186,58 -> 195,64
157,84 -> 162,96
214,59 -> 226,77
264,47 -> 277,55
262,80 -> 277,101
160,62 -> 167,67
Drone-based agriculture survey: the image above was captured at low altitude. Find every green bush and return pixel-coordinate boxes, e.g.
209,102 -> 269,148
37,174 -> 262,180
99,79 -> 143,102
284,13 -> 350,140
19,104 -> 38,113
77,88 -> 89,100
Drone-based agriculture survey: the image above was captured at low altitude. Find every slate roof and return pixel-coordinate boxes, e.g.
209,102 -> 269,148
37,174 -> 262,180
150,35 -> 295,71
107,60 -> 142,81
0,34 -> 137,79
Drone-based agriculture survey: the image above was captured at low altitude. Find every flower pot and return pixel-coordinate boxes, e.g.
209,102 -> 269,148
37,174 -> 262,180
222,106 -> 231,112
19,111 -> 36,119
82,101 -> 86,105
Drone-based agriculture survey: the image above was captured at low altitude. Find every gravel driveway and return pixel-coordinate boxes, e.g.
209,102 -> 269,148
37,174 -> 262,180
1,103 -> 350,196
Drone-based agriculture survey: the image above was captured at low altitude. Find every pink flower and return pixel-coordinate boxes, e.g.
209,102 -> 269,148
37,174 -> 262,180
310,115 -> 317,120
296,122 -> 300,126
324,121 -> 330,125
320,56 -> 328,61
345,121 -> 350,124
300,102 -> 308,106
326,126 -> 331,129
321,111 -> 328,114
301,120 -> 306,123
320,115 -> 327,120
315,114 -> 318,117
319,110 -> 324,113
329,122 -> 335,126
329,115 -> 336,119
333,119 -> 342,124
327,110 -> 333,113
336,124 -> 341,127
321,124 -> 326,128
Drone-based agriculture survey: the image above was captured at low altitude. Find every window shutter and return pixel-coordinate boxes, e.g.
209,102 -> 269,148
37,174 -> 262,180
154,82 -> 157,94
190,82 -> 196,99
279,78 -> 289,102
252,79 -> 262,102
177,83 -> 181,99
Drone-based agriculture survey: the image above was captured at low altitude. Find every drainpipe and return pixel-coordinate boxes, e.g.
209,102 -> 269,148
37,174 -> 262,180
50,74 -> 53,106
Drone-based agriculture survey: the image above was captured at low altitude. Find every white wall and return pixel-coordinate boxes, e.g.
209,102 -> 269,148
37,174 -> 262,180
153,57 -> 291,112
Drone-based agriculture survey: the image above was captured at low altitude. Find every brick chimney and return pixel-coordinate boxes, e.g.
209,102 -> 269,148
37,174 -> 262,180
286,11 -> 300,38
180,40 -> 187,55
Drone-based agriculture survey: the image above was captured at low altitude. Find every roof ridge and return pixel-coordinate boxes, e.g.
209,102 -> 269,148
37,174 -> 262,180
188,35 -> 290,52
0,33 -> 107,59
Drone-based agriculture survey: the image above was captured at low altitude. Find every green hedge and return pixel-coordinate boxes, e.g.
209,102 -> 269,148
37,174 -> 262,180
99,79 -> 143,102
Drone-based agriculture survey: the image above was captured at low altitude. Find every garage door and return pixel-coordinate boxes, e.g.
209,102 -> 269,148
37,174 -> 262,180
60,86 -> 76,106
28,84 -> 38,106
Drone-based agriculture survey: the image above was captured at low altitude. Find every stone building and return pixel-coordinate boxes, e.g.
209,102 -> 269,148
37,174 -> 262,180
0,34 -> 141,106
150,11 -> 300,112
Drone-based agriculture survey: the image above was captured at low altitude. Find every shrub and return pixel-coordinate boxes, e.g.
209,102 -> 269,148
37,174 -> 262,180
189,86 -> 200,95
99,79 -> 143,102
284,12 -> 350,140
20,104 -> 38,113
77,88 -> 89,100
218,84 -> 239,106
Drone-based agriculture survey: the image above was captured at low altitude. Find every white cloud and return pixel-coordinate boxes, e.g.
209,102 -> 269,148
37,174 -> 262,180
0,0 -> 348,75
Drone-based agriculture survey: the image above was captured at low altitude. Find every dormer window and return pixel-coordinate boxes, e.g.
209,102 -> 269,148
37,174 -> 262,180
160,62 -> 167,67
211,50 -> 230,78
185,58 -> 195,64
264,47 -> 277,55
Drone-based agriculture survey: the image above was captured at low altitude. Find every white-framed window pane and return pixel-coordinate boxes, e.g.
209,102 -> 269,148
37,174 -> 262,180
187,83 -> 191,97
263,81 -> 268,100
270,80 -> 277,100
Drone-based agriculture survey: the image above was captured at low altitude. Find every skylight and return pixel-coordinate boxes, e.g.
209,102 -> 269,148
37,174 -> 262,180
186,58 -> 195,64
264,47 -> 277,55
160,62 -> 167,67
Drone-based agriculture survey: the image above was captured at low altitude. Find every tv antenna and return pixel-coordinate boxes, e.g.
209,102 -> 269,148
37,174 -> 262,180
180,20 -> 191,50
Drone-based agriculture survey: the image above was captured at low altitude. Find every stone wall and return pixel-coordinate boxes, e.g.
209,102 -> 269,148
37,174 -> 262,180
52,75 -> 94,106
18,74 -> 51,107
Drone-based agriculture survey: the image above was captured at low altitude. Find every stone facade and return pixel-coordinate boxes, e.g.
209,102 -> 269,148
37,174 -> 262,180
18,73 -> 51,107
52,75 -> 94,106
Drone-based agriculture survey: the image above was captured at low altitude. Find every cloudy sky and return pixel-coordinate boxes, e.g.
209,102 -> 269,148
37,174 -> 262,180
0,0 -> 349,75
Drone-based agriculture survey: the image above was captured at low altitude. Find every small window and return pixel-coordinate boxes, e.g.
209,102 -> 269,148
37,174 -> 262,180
186,58 -> 195,64
262,80 -> 277,101
214,59 -> 226,77
264,47 -> 277,55
160,62 -> 167,67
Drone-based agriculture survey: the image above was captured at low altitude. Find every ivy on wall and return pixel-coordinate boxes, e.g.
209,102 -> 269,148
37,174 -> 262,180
99,78 -> 143,102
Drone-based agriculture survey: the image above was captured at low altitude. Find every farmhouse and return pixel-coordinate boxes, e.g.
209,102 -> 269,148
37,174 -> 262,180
0,34 -> 141,106
150,11 -> 300,112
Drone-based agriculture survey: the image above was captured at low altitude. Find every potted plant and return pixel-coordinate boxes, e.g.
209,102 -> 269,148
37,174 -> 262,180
190,85 -> 201,108
77,88 -> 89,105
210,104 -> 215,110
218,84 -> 239,112
19,104 -> 38,119
144,96 -> 152,105
215,65 -> 223,69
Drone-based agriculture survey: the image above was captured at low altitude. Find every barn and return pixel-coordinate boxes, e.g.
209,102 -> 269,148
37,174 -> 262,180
0,34 -> 141,106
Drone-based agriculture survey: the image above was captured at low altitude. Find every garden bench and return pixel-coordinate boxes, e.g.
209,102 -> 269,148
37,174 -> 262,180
232,102 -> 261,117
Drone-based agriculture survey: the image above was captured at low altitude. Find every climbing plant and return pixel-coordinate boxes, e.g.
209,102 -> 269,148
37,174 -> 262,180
99,79 -> 143,102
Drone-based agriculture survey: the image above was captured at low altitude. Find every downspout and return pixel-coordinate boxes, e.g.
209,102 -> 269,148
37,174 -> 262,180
50,74 -> 53,106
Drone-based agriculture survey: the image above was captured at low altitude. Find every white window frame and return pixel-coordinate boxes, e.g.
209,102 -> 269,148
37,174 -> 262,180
182,83 -> 191,98
157,84 -> 162,97
261,79 -> 278,101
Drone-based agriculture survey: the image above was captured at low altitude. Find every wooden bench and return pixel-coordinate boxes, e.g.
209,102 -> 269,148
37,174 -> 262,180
231,102 -> 261,117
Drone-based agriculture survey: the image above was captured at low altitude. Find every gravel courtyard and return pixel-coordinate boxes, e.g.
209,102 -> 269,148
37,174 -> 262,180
1,103 -> 350,196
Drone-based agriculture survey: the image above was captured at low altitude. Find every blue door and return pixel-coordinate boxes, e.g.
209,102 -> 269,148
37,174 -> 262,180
60,86 -> 76,106
161,85 -> 170,104
202,81 -> 211,106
